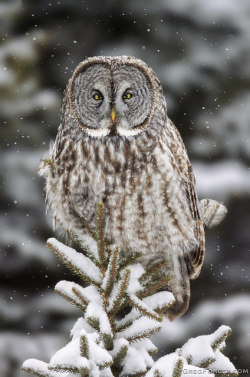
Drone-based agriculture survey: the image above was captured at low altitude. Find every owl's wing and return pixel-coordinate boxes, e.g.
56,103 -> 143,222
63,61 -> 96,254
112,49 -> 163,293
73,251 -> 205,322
167,118 -> 205,280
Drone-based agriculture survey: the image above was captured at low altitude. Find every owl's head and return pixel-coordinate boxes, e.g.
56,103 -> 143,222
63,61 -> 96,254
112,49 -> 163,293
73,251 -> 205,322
67,56 -> 163,138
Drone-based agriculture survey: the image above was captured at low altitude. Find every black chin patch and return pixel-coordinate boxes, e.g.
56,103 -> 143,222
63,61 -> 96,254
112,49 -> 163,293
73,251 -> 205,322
109,124 -> 117,137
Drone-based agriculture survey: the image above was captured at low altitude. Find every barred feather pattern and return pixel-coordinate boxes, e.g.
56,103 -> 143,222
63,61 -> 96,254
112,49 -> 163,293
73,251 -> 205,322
39,56 -> 211,320
200,199 -> 228,228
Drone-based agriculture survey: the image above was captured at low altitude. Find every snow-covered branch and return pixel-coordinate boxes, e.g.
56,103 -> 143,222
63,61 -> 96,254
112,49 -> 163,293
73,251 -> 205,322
22,203 -> 237,377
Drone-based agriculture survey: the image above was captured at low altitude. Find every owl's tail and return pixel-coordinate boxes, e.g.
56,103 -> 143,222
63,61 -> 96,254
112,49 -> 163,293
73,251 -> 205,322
163,253 -> 190,321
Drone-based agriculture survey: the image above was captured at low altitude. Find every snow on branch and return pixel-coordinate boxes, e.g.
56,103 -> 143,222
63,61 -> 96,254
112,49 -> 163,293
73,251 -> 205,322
55,280 -> 87,312
47,238 -> 102,285
22,359 -> 70,377
22,202 -> 238,377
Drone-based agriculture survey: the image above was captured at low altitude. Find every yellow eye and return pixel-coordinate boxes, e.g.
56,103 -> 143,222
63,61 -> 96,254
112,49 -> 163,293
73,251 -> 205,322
123,92 -> 133,100
93,93 -> 103,101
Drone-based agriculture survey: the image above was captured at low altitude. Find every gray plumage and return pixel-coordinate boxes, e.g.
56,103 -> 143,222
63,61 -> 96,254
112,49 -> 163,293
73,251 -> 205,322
39,56 -> 226,320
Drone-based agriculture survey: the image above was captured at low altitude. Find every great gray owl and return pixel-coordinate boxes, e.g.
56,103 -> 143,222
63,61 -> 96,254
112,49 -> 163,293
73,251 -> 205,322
39,56 -> 227,320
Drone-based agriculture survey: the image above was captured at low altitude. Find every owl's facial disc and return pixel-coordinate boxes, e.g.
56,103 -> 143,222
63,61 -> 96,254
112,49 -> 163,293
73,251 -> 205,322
69,60 -> 156,138
70,63 -> 114,137
112,65 -> 154,137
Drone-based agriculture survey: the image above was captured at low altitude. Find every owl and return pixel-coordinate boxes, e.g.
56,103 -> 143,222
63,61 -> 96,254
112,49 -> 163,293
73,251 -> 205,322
39,56 -> 227,320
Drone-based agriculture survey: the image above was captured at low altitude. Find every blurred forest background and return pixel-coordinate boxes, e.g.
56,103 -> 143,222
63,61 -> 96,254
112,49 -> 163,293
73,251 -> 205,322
0,0 -> 250,376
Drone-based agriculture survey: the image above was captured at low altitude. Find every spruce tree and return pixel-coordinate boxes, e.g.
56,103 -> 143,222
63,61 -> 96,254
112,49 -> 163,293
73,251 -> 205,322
22,203 -> 238,377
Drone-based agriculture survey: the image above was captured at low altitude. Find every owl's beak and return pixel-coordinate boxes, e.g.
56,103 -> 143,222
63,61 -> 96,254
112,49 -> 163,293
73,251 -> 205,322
111,108 -> 116,123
